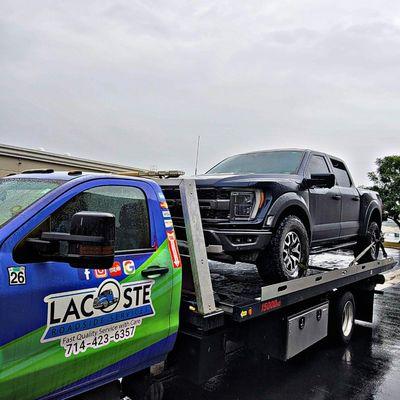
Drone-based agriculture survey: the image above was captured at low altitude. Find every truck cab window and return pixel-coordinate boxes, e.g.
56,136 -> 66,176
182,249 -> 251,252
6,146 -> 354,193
309,155 -> 330,175
330,159 -> 352,187
0,178 -> 61,228
51,186 -> 150,251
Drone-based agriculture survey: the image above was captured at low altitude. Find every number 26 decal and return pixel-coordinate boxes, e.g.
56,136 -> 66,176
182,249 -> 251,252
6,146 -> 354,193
8,266 -> 26,285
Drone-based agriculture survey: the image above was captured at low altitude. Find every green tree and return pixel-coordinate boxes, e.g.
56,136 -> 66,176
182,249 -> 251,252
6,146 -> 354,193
368,155 -> 400,229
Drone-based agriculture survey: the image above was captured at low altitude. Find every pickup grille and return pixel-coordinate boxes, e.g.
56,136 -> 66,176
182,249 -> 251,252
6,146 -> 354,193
162,187 -> 231,223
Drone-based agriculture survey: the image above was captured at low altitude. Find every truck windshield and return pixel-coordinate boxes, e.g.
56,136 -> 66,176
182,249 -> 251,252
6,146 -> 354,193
0,178 -> 61,227
206,150 -> 305,175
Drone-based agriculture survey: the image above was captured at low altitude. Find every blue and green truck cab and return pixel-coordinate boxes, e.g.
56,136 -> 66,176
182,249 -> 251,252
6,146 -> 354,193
0,171 -> 182,400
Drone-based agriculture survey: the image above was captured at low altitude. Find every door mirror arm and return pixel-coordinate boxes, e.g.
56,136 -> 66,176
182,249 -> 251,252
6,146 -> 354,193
41,232 -> 105,243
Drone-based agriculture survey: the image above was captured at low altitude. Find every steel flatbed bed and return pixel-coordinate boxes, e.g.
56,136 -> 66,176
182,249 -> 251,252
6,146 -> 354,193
212,257 -> 394,322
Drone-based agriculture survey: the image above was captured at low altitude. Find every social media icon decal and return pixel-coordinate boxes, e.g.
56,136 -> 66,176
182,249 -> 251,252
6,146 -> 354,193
164,219 -> 173,229
94,269 -> 108,279
109,262 -> 122,277
123,260 -> 135,275
162,210 -> 171,218
84,269 -> 91,280
78,268 -> 91,281
158,192 -> 166,201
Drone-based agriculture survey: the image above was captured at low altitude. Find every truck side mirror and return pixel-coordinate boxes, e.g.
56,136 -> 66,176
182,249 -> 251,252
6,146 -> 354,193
303,173 -> 335,189
39,211 -> 116,268
68,211 -> 116,268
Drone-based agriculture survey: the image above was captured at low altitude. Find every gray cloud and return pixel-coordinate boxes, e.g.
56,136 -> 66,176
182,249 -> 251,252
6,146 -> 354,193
1,0 -> 400,184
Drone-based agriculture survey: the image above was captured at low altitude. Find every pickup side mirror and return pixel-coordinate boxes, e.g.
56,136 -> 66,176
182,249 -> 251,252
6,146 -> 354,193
303,173 -> 335,189
29,211 -> 115,268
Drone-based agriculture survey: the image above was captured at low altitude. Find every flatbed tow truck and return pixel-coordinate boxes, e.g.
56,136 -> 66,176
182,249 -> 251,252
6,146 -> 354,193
0,172 -> 396,400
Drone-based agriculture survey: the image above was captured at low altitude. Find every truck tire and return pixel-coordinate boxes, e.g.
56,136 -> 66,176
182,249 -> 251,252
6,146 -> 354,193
329,291 -> 356,344
122,369 -> 164,400
256,215 -> 309,283
354,221 -> 380,263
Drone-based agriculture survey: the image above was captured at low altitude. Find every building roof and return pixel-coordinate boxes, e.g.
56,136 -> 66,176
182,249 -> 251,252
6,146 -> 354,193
0,143 -> 146,174
4,171 -> 104,181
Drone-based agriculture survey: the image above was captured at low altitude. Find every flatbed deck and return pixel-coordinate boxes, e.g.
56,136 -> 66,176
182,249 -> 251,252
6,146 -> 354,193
210,257 -> 395,321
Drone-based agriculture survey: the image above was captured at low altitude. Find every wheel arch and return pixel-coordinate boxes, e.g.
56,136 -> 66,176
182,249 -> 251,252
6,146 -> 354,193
369,207 -> 382,226
266,194 -> 312,240
361,203 -> 382,235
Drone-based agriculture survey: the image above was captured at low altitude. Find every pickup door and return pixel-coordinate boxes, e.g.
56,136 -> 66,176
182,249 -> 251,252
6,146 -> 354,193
307,154 -> 342,243
0,178 -> 181,400
329,158 -> 360,238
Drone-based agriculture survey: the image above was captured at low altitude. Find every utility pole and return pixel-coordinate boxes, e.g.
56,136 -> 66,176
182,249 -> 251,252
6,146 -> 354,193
194,135 -> 201,176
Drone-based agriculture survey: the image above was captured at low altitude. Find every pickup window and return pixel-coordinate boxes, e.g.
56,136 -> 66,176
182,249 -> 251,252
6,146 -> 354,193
330,159 -> 352,187
206,151 -> 305,175
309,155 -> 330,175
50,185 -> 151,251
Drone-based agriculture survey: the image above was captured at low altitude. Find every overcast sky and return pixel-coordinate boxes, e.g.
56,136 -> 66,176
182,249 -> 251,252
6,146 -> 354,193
1,0 -> 400,184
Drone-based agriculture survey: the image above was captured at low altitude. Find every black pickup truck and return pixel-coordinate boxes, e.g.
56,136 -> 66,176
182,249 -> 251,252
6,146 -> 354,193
164,149 -> 383,283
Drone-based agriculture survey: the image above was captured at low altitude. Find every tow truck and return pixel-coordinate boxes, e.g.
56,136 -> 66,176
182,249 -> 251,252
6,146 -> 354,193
93,289 -> 119,310
0,171 -> 396,400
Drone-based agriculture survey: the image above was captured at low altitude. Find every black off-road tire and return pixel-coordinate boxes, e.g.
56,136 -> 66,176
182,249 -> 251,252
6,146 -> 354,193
256,215 -> 310,283
329,291 -> 356,345
354,221 -> 380,263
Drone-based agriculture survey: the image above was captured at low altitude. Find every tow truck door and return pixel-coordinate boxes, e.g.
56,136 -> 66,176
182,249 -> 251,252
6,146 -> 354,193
0,178 -> 180,400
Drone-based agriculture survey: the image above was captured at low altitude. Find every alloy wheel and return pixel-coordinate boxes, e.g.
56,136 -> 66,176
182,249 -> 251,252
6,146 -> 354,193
342,300 -> 354,337
370,226 -> 380,259
283,231 -> 302,277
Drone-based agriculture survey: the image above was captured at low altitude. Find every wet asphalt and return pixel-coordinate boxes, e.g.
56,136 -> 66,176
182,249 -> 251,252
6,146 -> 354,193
165,249 -> 400,400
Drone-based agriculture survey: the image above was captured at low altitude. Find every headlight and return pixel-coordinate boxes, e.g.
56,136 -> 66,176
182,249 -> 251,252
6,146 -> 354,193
230,191 -> 256,219
230,190 -> 266,220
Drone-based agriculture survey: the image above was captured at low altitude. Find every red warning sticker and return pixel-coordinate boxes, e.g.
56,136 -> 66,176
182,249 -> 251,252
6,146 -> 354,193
167,231 -> 181,268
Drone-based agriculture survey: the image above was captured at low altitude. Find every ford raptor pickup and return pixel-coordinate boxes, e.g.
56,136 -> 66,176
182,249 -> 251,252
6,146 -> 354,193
164,149 -> 383,283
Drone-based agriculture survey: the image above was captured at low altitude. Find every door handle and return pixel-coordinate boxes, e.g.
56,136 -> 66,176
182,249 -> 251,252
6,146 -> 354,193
141,266 -> 169,279
352,196 -> 360,201
332,195 -> 342,200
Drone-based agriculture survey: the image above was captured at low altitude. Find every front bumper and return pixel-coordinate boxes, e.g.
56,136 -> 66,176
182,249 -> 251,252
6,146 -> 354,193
202,228 -> 272,254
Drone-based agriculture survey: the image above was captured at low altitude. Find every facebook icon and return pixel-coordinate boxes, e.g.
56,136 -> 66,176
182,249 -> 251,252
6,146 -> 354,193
78,269 -> 91,281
